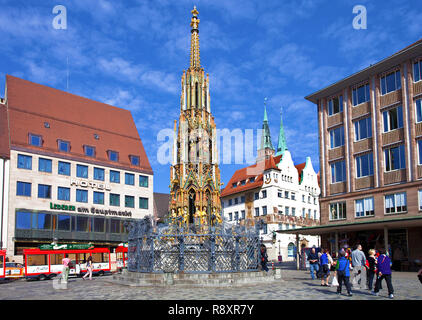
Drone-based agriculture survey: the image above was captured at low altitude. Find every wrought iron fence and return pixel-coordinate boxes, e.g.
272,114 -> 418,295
125,217 -> 262,273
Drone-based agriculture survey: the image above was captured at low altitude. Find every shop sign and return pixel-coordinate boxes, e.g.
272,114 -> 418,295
39,243 -> 94,250
50,202 -> 76,211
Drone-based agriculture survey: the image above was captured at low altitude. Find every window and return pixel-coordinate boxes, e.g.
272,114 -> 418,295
302,195 -> 305,202
381,70 -> 401,95
16,211 -> 32,229
228,213 -> 232,221
314,210 -> 317,220
17,154 -> 32,170
308,196 -> 311,204
291,193 -> 296,200
125,195 -> 135,208
262,223 -> 267,234
110,194 -> 120,206
125,173 -> 135,186
93,191 -> 104,205
385,192 -> 406,214
292,208 -> 296,216
234,212 -> 239,221
255,207 -> 259,217
38,158 -> 52,173
36,213 -> 52,230
284,191 -> 289,199
76,189 -> 88,203
308,209 -> 311,218
94,167 -> 104,181
278,191 -> 283,198
76,216 -> 90,232
228,199 -> 232,206
329,202 -> 346,220
58,140 -> 70,152
254,192 -> 259,200
16,181 -> 31,197
57,187 -> 70,201
139,197 -> 148,209
57,215 -> 71,231
234,198 -> 239,205
110,170 -> 120,183
383,106 -> 403,132
419,190 -> 422,210
285,206 -> 289,216
29,134 -> 42,146
354,117 -> 372,141
108,150 -> 119,162
262,206 -> 267,216
329,126 -> 345,148
287,243 -> 296,257
331,160 -> 346,183
328,95 -> 343,116
58,161 -> 70,176
240,196 -> 245,203
110,219 -> 121,234
130,155 -> 140,166
352,83 -> 370,106
418,140 -> 422,165
416,99 -> 422,123
139,175 -> 148,187
262,190 -> 267,198
302,208 -> 306,217
84,145 -> 95,158
38,184 -> 51,199
356,153 -> 374,178
241,210 -> 245,220
76,164 -> 88,178
414,60 -> 422,82
93,217 -> 105,233
384,144 -> 405,171
355,197 -> 374,217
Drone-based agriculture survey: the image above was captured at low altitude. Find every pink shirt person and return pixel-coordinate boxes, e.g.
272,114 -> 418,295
62,257 -> 71,267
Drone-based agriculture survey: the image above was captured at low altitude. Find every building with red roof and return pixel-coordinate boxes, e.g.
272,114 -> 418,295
2,75 -> 153,258
221,107 -> 321,262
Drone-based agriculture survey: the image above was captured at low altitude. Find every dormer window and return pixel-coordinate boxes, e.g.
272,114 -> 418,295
29,133 -> 42,147
130,155 -> 140,166
58,140 -> 70,152
84,145 -> 96,158
240,180 -> 246,186
232,183 -> 237,188
108,150 -> 119,162
249,177 -> 255,183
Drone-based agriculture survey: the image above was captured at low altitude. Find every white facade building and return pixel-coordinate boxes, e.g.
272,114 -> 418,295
221,108 -> 321,261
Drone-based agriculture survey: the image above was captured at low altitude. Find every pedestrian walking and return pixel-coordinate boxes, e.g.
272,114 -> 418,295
61,254 -> 71,284
351,244 -> 367,290
319,249 -> 331,286
372,248 -> 394,299
366,249 -> 377,291
83,255 -> 93,280
336,250 -> 352,296
307,247 -> 319,280
260,244 -> 269,272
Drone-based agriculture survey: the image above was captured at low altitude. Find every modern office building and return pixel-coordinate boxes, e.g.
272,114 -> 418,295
287,40 -> 422,271
221,107 -> 320,262
2,75 -> 154,259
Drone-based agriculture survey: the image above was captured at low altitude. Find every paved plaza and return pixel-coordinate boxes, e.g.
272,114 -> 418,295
0,264 -> 421,300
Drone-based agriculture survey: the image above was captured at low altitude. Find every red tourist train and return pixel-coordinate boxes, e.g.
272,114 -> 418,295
116,244 -> 128,270
23,247 -> 111,280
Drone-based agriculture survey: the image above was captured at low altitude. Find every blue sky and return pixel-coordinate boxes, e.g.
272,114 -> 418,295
1,0 -> 421,193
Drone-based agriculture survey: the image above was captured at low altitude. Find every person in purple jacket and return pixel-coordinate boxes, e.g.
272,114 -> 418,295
372,248 -> 394,299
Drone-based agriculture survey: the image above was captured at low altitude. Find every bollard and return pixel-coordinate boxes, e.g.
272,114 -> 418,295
272,261 -> 274,270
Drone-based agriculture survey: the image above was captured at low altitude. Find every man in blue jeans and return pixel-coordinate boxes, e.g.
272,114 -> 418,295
308,247 -> 319,280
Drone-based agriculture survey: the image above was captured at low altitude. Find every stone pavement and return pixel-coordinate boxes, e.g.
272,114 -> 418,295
0,266 -> 421,300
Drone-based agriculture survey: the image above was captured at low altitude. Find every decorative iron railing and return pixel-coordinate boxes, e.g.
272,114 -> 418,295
125,217 -> 263,273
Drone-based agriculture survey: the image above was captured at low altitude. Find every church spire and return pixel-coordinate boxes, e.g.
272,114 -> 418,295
275,108 -> 288,156
259,98 -> 274,153
189,6 -> 201,70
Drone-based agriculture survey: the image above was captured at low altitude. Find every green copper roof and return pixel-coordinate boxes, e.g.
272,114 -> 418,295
275,109 -> 287,156
259,104 -> 274,151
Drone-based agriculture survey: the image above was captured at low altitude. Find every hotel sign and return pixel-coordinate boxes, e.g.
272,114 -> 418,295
70,179 -> 111,191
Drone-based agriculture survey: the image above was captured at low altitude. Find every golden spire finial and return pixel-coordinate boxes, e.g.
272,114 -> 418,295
189,6 -> 201,70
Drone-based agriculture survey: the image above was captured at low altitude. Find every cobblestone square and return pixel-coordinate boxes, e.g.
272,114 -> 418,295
1,264 -> 420,300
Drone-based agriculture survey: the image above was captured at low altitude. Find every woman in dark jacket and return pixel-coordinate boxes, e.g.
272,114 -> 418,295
366,249 -> 377,290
